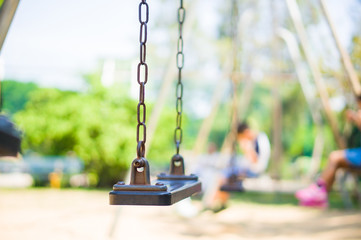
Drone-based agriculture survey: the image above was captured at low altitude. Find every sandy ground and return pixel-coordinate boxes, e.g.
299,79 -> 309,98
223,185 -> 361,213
0,189 -> 361,240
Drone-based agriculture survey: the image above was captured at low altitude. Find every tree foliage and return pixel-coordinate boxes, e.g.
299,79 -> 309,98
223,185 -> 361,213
351,35 -> 361,73
2,80 -> 38,114
14,73 -> 175,186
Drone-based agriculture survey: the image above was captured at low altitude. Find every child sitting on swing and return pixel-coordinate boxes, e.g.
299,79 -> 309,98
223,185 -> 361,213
205,122 -> 271,212
228,122 -> 271,177
295,96 -> 361,208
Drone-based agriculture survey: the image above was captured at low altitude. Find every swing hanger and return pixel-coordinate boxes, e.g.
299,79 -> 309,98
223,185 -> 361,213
157,0 -> 200,183
109,0 -> 200,206
220,1 -> 244,193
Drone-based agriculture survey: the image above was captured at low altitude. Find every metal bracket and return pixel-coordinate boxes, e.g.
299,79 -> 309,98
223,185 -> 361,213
111,158 -> 167,192
170,154 -> 185,175
157,154 -> 198,180
130,157 -> 150,185
109,156 -> 202,205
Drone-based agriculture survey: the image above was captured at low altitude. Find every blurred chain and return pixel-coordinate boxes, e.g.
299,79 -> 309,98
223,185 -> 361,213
174,0 -> 185,155
230,0 -> 240,153
136,0 -> 149,158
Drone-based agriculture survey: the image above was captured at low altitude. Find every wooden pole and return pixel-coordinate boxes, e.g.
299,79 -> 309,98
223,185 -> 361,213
0,0 -> 20,52
285,0 -> 346,149
270,0 -> 283,179
319,0 -> 361,97
278,28 -> 323,125
278,27 -> 324,179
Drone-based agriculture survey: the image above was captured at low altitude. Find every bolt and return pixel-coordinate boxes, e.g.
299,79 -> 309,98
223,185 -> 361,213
155,182 -> 164,186
117,181 -> 125,185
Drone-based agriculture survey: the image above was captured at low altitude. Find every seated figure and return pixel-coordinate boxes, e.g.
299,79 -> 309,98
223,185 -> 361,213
295,95 -> 361,208
204,122 -> 271,212
225,122 -> 271,178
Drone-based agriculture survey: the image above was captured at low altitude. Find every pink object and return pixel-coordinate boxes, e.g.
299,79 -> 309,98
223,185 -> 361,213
295,183 -> 328,208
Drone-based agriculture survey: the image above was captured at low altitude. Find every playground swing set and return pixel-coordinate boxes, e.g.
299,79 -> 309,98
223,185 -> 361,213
1,0 -> 361,207
109,0 -> 201,206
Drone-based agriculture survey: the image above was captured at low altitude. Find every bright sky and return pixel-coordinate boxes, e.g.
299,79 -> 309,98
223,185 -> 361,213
0,0 -> 360,91
1,0 -> 139,90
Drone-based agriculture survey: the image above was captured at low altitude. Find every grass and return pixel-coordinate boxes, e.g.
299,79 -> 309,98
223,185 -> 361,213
227,191 -> 356,210
2,187 -> 358,210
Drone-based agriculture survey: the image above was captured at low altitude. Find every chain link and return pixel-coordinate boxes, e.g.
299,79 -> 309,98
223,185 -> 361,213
174,0 -> 185,154
136,0 -> 149,158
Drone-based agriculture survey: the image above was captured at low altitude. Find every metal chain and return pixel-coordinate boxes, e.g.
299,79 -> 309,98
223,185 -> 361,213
230,0 -> 240,154
136,0 -> 149,159
174,0 -> 185,155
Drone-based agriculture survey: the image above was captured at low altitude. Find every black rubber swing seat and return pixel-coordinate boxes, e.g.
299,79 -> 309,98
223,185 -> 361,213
109,178 -> 201,206
109,156 -> 201,206
0,115 -> 21,157
220,174 -> 245,192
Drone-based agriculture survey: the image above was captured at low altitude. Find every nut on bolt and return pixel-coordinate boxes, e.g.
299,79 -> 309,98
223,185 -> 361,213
134,159 -> 145,167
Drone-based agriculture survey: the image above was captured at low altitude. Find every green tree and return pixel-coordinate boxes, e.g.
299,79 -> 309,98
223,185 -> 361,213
14,72 -> 175,187
2,80 -> 38,114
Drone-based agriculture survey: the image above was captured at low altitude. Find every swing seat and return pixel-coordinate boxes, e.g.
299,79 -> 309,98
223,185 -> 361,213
0,115 -> 21,157
109,178 -> 201,205
220,174 -> 245,192
109,157 -> 201,205
220,181 -> 244,192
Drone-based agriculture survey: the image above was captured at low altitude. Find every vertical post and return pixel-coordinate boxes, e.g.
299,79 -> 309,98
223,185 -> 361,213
0,0 -> 20,52
319,0 -> 361,97
285,0 -> 346,149
270,0 -> 283,179
278,28 -> 324,179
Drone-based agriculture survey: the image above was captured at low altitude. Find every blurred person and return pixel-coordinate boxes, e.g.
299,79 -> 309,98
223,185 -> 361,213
227,122 -> 271,178
295,95 -> 361,208
206,122 -> 271,212
196,142 -> 228,209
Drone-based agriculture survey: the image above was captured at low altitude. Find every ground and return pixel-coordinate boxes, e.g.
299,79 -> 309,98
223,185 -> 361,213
0,189 -> 360,240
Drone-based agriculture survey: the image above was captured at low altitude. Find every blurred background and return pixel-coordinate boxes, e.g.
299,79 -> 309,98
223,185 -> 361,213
0,0 -> 361,239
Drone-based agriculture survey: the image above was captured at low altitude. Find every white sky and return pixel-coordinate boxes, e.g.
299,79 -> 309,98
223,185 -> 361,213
0,0 -> 360,91
1,0 -> 139,89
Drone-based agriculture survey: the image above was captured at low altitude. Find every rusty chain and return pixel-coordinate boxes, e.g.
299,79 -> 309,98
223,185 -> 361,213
174,0 -> 185,155
136,0 -> 149,159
